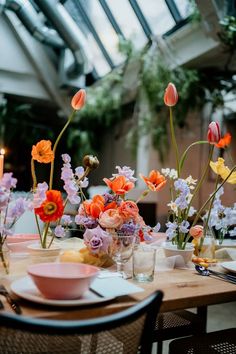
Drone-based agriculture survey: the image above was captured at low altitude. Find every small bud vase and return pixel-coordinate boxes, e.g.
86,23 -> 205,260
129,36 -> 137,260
199,228 -> 216,260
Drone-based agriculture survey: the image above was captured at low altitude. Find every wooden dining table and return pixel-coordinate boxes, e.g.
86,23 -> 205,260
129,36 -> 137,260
2,263 -> 236,322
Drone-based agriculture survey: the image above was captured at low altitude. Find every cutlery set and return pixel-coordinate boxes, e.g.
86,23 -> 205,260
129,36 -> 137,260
195,265 -> 236,285
0,284 -> 22,314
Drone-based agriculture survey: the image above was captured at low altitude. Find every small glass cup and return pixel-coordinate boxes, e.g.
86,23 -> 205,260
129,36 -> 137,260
110,234 -> 136,278
133,245 -> 156,282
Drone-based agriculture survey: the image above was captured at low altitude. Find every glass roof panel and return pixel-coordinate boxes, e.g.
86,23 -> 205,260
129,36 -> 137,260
86,35 -> 111,76
136,0 -> 175,35
65,0 -> 111,76
106,0 -> 147,49
79,0 -> 124,65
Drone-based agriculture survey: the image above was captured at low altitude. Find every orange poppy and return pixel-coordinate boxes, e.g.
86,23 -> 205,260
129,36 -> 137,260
35,190 -> 64,222
103,175 -> 134,195
140,170 -> 166,191
31,140 -> 54,163
71,89 -> 86,110
215,132 -> 232,148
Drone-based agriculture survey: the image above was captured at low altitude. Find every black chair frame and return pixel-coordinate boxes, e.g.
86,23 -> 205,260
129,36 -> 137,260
0,290 -> 163,354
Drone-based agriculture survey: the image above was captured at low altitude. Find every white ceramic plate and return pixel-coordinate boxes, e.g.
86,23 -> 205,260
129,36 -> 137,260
11,276 -> 114,306
221,261 -> 236,273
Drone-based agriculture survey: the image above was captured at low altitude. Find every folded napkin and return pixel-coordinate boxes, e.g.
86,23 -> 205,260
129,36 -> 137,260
90,277 -> 144,298
216,248 -> 236,261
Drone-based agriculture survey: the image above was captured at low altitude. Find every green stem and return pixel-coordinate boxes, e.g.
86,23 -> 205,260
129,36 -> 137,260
192,164 -> 236,226
169,107 -> 180,177
34,214 -> 42,244
31,158 -> 37,191
186,145 -> 214,218
179,141 -> 209,172
203,175 -> 220,235
49,110 -> 76,190
42,222 -> 50,248
0,245 -> 9,274
136,189 -> 149,204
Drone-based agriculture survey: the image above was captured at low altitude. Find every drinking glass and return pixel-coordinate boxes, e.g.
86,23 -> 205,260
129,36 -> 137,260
110,234 -> 136,278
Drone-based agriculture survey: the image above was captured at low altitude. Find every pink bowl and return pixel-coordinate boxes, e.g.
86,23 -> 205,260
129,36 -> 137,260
27,262 -> 99,300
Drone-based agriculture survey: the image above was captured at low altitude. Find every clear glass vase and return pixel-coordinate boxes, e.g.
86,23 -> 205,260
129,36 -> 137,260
0,245 -> 10,275
199,228 -> 216,260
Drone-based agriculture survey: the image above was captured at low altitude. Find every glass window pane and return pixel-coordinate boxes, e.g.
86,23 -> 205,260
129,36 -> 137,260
80,0 -> 124,65
86,35 -> 111,76
174,0 -> 194,18
106,0 -> 147,50
137,0 -> 175,35
65,0 -> 111,76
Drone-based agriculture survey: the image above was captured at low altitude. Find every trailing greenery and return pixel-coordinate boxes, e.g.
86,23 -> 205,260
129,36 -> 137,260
67,39 -> 205,161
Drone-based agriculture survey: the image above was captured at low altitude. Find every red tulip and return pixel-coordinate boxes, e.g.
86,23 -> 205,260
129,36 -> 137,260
71,89 -> 86,110
207,122 -> 221,144
164,83 -> 178,107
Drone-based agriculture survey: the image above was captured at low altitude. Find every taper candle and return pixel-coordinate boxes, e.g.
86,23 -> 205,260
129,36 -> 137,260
0,148 -> 5,179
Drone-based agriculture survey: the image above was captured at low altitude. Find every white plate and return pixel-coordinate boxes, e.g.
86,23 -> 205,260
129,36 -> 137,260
221,261 -> 236,273
11,276 -> 114,307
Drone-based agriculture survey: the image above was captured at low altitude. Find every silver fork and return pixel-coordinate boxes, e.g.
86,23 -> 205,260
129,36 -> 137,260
0,285 -> 21,314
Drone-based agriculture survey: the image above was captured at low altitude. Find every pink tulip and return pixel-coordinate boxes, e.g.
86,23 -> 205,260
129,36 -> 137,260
71,89 -> 86,110
164,83 -> 178,107
207,122 -> 221,144
189,225 -> 204,239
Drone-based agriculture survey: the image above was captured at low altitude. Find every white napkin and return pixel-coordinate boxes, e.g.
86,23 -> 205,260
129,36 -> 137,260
90,277 -> 144,298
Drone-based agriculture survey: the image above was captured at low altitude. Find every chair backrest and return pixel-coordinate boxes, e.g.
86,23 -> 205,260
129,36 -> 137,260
0,290 -> 163,354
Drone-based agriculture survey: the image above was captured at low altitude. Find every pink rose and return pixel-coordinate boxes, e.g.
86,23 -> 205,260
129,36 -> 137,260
99,209 -> 123,229
189,225 -> 204,239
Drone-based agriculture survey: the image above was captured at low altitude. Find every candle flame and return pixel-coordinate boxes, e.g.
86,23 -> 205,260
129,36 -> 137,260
0,149 -> 5,155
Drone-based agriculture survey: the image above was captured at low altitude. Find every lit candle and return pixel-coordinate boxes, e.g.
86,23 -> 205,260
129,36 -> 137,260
0,148 -> 5,179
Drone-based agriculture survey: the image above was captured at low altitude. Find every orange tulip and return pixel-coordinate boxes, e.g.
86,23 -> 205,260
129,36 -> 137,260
31,140 -> 54,164
215,132 -> 231,148
140,170 -> 166,191
164,83 -> 178,107
71,89 -> 86,110
103,175 -> 134,195
35,190 -> 64,222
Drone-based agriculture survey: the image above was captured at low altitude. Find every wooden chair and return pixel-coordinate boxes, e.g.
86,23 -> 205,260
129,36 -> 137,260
169,328 -> 236,354
0,290 -> 163,354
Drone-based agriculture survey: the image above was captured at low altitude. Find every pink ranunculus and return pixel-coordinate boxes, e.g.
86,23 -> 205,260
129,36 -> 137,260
99,209 -> 123,229
118,201 -> 139,221
189,225 -> 204,239
164,83 -> 178,107
207,122 -> 221,144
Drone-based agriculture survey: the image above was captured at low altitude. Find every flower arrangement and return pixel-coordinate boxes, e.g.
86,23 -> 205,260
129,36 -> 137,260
72,167 -> 166,265
203,185 -> 236,245
162,83 -> 236,251
0,174 -> 29,273
30,89 -> 99,249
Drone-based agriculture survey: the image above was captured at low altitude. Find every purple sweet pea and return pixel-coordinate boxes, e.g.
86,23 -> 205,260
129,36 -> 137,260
112,166 -> 137,182
32,182 -> 48,208
0,173 -> 17,189
54,225 -> 66,238
61,154 -> 71,164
